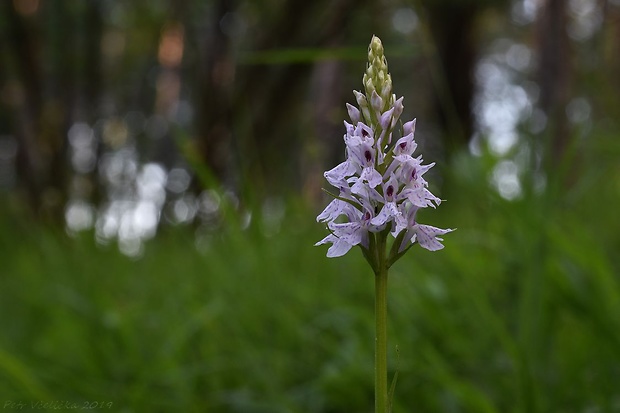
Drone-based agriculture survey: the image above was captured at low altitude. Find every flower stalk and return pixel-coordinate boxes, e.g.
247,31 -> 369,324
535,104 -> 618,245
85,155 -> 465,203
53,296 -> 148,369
374,232 -> 389,413
315,35 -> 454,412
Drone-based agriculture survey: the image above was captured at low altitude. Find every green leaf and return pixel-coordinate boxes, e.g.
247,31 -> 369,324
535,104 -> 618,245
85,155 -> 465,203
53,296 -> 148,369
388,345 -> 400,413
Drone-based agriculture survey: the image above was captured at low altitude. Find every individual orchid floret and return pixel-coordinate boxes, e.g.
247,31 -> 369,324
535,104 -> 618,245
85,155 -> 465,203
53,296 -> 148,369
315,221 -> 363,259
316,198 -> 355,223
400,185 -> 441,209
315,201 -> 383,257
394,202 -> 454,253
323,158 -> 356,188
393,132 -> 417,157
398,158 -> 441,208
400,157 -> 434,188
347,130 -> 382,189
370,174 -> 404,227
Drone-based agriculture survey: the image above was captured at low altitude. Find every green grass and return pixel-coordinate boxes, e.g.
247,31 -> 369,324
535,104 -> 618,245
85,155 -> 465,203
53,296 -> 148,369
1,146 -> 620,412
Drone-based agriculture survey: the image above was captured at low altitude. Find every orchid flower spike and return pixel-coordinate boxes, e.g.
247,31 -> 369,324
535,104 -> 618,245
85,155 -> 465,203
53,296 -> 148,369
315,35 -> 454,264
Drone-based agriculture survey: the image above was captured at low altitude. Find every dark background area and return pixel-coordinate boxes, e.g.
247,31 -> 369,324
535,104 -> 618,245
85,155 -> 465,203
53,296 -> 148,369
1,1 -> 620,412
1,0 -> 616,233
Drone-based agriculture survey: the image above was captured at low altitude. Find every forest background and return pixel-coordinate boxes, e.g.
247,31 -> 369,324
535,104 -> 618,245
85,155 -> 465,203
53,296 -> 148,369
2,0 -> 620,412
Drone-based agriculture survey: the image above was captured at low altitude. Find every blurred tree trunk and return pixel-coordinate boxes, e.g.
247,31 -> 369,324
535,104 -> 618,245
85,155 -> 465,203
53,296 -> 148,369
424,2 -> 479,154
231,0 -> 320,197
304,42 -> 345,204
43,0 -> 78,220
0,1 -> 45,212
234,0 -> 363,197
151,0 -> 189,170
0,1 -> 86,220
193,0 -> 235,186
422,0 -> 511,157
80,0 -> 104,207
535,0 -> 571,167
81,0 -> 103,123
602,2 -> 620,115
189,0 -> 365,199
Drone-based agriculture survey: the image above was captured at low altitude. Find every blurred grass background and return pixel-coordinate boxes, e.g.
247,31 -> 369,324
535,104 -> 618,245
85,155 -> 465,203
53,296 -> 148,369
2,0 -> 620,412
2,143 -> 620,412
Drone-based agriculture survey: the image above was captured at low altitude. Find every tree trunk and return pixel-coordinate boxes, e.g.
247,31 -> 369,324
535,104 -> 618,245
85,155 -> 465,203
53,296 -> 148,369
425,3 -> 478,153
536,0 -> 571,166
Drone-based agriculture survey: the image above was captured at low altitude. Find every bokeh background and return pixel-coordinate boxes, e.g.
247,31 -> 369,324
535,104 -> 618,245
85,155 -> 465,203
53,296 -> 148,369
1,0 -> 620,411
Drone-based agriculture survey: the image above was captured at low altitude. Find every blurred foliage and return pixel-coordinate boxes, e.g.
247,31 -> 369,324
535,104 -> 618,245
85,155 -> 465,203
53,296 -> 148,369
1,132 -> 620,411
1,0 -> 620,412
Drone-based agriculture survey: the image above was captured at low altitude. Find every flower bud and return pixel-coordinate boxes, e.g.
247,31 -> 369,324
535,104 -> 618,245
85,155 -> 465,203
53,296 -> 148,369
381,76 -> 393,103
352,90 -> 373,124
364,77 -> 376,96
370,35 -> 384,58
379,76 -> 386,91
346,103 -> 361,124
365,36 -> 392,106
391,97 -> 404,129
403,119 -> 417,136
380,107 -> 394,130
371,90 -> 383,115
353,90 -> 367,108
373,56 -> 383,72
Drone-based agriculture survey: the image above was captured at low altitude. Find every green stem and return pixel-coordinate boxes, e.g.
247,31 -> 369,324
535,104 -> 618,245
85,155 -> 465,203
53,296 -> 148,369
374,234 -> 389,413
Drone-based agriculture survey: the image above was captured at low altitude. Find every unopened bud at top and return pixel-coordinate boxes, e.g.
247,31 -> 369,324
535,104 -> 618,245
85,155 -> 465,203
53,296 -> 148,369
363,36 -> 392,112
370,35 -> 384,58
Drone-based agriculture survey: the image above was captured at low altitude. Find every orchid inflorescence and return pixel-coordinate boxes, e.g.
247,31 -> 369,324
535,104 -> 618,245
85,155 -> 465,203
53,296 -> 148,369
315,35 -> 453,269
